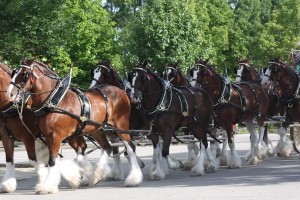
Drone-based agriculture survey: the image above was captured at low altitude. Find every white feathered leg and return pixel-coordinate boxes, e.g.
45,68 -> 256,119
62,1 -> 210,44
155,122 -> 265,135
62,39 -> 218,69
276,126 -> 293,157
219,131 -> 229,166
35,158 -> 61,194
256,126 -> 268,160
183,143 -> 198,170
149,143 -> 167,181
191,142 -> 205,176
74,149 -> 93,186
89,150 -> 112,186
0,162 -> 16,193
123,141 -> 143,186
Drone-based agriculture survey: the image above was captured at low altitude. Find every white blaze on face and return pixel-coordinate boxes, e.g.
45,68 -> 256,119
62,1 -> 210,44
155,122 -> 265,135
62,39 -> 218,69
261,68 -> 271,87
89,68 -> 101,89
234,65 -> 244,82
130,72 -> 139,102
6,69 -> 21,101
190,68 -> 200,87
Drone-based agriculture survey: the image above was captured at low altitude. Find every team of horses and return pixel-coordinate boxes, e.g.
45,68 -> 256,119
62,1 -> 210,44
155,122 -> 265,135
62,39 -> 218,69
0,55 -> 299,194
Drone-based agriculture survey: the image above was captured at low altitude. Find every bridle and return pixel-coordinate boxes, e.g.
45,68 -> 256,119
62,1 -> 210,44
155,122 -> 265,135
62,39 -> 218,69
92,64 -> 111,83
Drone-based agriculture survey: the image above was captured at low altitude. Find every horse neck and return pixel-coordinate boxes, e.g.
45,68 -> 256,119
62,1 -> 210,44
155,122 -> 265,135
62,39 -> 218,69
176,73 -> 189,86
203,71 -> 223,104
142,78 -> 163,110
280,70 -> 299,98
30,73 -> 58,107
0,69 -> 11,107
108,72 -> 124,90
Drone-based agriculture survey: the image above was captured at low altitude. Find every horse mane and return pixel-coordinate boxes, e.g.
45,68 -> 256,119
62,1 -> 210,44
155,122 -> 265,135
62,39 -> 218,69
0,62 -> 12,75
32,60 -> 59,78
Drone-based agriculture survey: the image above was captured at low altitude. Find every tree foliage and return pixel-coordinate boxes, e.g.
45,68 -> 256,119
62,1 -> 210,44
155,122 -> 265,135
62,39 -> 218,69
1,0 -> 300,86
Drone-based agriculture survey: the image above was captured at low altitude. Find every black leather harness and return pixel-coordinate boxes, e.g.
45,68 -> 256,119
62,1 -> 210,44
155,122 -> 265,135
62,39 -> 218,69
0,92 -> 31,141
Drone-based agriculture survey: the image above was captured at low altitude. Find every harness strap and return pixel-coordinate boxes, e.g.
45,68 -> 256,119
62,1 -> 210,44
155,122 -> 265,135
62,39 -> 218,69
94,85 -> 110,124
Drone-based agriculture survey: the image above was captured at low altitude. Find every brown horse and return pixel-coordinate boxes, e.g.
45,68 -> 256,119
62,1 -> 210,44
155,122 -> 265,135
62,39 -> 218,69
128,61 -> 217,180
261,58 -> 300,156
160,63 -> 190,87
89,60 -> 146,170
6,59 -> 142,194
190,59 -> 269,167
234,58 -> 293,157
0,62 -> 93,193
160,63 -> 205,169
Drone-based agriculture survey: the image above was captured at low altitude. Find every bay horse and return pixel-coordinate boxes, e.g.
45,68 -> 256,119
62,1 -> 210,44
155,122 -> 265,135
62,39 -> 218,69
128,61 -> 217,179
160,63 -> 190,87
261,58 -> 300,156
89,60 -> 146,172
190,59 -> 269,167
0,62 -> 92,193
234,58 -> 293,157
160,63 -> 217,170
6,59 -> 142,194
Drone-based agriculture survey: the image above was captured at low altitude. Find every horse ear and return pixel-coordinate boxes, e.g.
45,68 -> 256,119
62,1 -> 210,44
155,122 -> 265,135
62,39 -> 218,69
246,57 -> 251,63
142,60 -> 148,68
107,60 -> 112,66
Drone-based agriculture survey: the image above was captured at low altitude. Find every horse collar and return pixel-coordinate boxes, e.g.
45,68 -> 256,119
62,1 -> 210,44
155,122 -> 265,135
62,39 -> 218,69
32,73 -> 71,117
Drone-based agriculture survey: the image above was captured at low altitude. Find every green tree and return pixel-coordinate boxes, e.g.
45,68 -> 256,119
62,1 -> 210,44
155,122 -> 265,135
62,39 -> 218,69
121,0 -> 206,72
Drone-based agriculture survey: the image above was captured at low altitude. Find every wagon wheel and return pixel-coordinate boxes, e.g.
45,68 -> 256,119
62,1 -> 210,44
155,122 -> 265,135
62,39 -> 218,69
291,125 -> 300,153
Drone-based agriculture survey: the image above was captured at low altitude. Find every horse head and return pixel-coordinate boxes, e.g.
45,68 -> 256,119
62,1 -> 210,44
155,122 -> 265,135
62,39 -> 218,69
261,58 -> 296,97
7,58 -> 57,102
235,57 -> 260,83
89,60 -> 112,88
161,63 -> 178,83
128,60 -> 161,105
190,58 -> 214,87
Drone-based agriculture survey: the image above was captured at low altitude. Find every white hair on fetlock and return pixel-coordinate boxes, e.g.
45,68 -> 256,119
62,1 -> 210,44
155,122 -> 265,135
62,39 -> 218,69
276,127 -> 293,157
111,154 -> 124,181
35,159 -> 61,194
248,154 -> 262,165
205,147 -> 218,172
228,142 -> 242,168
183,143 -> 197,170
123,141 -> 143,186
149,144 -> 166,181
191,142 -> 205,176
74,151 -> 93,186
255,126 -> 268,160
0,162 -> 17,193
29,160 -> 48,184
165,155 -> 182,170
35,140 -> 49,165
58,157 -> 81,189
89,150 -> 113,186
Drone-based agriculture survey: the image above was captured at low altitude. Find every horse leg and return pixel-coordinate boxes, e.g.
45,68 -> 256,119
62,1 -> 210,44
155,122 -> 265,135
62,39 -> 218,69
161,129 -> 183,170
244,119 -> 261,165
219,130 -> 229,166
263,125 -> 275,157
148,132 -> 167,181
88,132 -> 114,185
191,141 -> 206,176
69,136 -> 93,186
275,125 -> 293,157
124,139 -> 145,169
182,128 -> 199,170
226,125 -> 242,169
35,133 -> 81,194
192,125 -> 217,173
255,119 -> 268,160
0,133 -> 16,193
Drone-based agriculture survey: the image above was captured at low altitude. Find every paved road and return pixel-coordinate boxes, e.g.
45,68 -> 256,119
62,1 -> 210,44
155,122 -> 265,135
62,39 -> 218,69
0,134 -> 300,200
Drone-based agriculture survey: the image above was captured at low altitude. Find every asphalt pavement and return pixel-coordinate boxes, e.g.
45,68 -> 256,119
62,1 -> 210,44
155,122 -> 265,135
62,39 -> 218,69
0,133 -> 300,200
